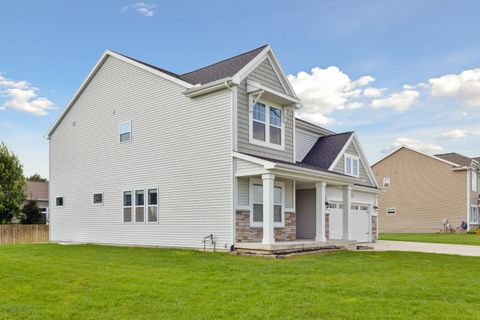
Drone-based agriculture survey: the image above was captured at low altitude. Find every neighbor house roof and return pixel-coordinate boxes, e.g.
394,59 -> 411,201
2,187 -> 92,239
301,132 -> 354,170
434,152 -> 474,167
115,45 -> 268,86
25,181 -> 49,202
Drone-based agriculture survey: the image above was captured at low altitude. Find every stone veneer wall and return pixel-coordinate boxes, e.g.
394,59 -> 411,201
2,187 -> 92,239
236,211 -> 296,242
371,215 -> 378,242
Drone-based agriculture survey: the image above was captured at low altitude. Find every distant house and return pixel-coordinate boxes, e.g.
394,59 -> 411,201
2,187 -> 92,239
372,146 -> 480,233
25,181 -> 49,223
46,45 -> 381,250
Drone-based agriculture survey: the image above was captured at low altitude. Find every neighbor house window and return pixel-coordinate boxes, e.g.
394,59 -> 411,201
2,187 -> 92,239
250,98 -> 284,149
383,177 -> 391,188
147,188 -> 158,223
93,193 -> 103,205
250,180 -> 284,227
344,154 -> 359,177
123,191 -> 132,223
56,197 -> 64,207
135,189 -> 145,223
386,207 -> 396,215
470,206 -> 479,224
119,121 -> 132,143
472,171 -> 478,193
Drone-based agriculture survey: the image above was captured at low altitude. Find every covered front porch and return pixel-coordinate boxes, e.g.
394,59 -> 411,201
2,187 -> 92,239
233,153 -> 380,251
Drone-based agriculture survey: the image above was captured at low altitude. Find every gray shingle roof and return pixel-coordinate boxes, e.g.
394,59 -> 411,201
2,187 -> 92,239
113,45 -> 268,85
301,132 -> 353,169
434,152 -> 473,167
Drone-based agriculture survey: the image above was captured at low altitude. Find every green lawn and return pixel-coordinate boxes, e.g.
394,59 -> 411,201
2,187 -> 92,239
1,244 -> 479,319
379,233 -> 480,246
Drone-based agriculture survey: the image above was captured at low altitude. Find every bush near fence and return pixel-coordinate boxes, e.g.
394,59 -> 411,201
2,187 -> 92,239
0,225 -> 49,244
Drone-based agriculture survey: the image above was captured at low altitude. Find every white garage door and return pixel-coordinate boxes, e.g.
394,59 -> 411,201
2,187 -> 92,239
328,203 -> 371,242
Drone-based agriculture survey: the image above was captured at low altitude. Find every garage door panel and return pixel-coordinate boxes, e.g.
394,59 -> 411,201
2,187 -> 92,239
328,202 -> 371,242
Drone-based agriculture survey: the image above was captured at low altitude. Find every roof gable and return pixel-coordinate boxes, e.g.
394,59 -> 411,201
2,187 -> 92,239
372,146 -> 459,167
301,132 -> 353,169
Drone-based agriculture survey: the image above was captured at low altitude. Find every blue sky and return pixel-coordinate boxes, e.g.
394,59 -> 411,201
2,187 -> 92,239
1,0 -> 480,177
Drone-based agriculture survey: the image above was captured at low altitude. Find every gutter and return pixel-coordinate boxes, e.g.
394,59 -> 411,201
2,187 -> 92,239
184,77 -> 237,98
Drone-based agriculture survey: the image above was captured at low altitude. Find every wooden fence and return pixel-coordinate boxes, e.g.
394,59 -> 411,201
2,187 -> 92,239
0,224 -> 49,244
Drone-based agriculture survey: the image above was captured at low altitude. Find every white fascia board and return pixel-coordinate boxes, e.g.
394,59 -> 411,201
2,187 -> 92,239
183,77 -> 235,98
246,80 -> 300,106
352,184 -> 384,195
328,134 -> 354,171
46,50 -> 193,139
371,145 -> 459,168
350,133 -> 380,188
272,163 -> 358,185
232,151 -> 276,168
266,49 -> 298,99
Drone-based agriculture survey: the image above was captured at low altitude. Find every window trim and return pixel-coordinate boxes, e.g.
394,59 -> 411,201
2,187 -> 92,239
383,177 -> 391,188
119,120 -> 132,143
134,189 -> 146,224
470,205 -> 479,224
249,178 -> 285,228
344,154 -> 360,178
123,190 -> 133,224
55,196 -> 64,208
93,192 -> 104,206
248,96 -> 285,151
386,207 -> 396,215
147,187 -> 159,224
472,171 -> 478,193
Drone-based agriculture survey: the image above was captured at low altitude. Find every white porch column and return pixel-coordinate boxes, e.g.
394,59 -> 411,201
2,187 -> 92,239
342,185 -> 352,240
262,173 -> 275,245
315,181 -> 327,242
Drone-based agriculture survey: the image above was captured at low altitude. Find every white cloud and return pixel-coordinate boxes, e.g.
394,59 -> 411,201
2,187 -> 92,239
0,74 -> 54,116
382,137 -> 443,154
439,129 -> 468,139
439,128 -> 480,139
121,2 -> 156,17
363,87 -> 386,98
428,68 -> 480,106
288,66 -> 384,126
371,88 -> 420,112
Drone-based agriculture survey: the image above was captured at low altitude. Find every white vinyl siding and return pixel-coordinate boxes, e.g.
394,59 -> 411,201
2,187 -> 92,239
295,128 -> 320,162
49,55 -> 233,249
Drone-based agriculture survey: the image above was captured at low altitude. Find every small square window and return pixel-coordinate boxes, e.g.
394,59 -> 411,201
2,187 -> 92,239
119,121 -> 132,143
93,193 -> 103,205
383,178 -> 391,188
386,208 -> 396,215
56,197 -> 64,207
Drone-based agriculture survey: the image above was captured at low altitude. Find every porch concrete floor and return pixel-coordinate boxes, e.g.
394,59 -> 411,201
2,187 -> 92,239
235,239 -> 357,251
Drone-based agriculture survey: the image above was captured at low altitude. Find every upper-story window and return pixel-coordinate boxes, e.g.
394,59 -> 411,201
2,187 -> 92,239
249,97 -> 284,150
383,177 -> 391,188
344,154 -> 359,177
119,121 -> 132,143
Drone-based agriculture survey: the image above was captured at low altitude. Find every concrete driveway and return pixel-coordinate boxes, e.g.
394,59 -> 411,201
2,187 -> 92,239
370,240 -> 480,257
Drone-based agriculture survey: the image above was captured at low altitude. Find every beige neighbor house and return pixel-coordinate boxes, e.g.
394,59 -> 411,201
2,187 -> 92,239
25,181 -> 49,223
372,146 -> 480,233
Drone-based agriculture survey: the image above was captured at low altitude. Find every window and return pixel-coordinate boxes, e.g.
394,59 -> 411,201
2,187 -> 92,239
93,193 -> 103,205
55,197 -> 64,207
470,206 -> 479,224
472,171 -> 478,193
135,190 -> 145,223
386,208 -> 396,215
344,154 -> 359,177
250,179 -> 284,227
147,188 -> 158,223
119,121 -> 131,143
123,191 -> 132,223
383,177 -> 391,188
250,98 -> 284,149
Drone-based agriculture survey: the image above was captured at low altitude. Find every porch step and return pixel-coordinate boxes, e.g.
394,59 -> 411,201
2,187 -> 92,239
233,245 -> 347,258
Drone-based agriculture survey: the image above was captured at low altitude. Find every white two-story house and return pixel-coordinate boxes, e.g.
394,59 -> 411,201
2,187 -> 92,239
47,45 -> 381,251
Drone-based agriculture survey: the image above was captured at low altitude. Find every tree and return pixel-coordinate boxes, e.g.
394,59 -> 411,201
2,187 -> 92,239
20,199 -> 44,224
27,173 -> 48,182
0,142 -> 26,224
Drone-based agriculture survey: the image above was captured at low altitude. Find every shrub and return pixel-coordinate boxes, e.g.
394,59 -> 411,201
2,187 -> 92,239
20,199 -> 44,224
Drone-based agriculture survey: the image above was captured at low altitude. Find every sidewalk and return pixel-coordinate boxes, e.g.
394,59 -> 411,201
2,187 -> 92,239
370,240 -> 480,257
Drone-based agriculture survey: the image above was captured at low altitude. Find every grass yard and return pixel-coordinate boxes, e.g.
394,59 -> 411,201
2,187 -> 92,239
379,233 -> 480,246
1,244 -> 480,319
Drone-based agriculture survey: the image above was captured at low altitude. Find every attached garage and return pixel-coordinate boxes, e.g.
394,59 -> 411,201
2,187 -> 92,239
328,202 -> 372,242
